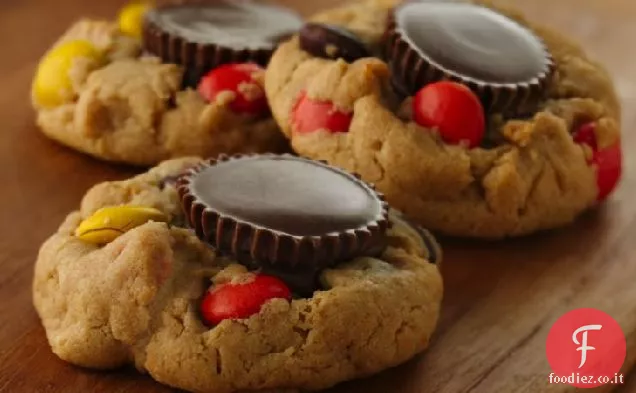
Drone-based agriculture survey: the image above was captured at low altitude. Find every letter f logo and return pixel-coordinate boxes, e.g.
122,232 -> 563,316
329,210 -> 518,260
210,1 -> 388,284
573,324 -> 603,368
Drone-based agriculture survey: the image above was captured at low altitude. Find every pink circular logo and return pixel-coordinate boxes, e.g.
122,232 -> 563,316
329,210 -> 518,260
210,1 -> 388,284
546,308 -> 626,388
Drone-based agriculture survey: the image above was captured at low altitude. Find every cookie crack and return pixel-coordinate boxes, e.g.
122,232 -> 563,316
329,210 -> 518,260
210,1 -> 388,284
362,300 -> 387,357
370,138 -> 386,184
393,305 -> 423,354
293,301 -> 316,349
134,241 -> 190,368
545,154 -> 568,197
154,91 -> 180,157
292,326 -> 310,343
270,46 -> 309,103
214,347 -> 223,375
516,160 -> 547,218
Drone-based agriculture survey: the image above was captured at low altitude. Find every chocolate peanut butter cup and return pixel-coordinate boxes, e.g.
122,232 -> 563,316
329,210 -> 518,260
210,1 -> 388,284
143,1 -> 303,86
177,154 -> 389,294
385,2 -> 554,113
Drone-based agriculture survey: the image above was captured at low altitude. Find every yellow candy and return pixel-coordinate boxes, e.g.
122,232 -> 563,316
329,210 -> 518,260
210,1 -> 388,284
32,40 -> 102,108
75,206 -> 169,244
118,2 -> 151,38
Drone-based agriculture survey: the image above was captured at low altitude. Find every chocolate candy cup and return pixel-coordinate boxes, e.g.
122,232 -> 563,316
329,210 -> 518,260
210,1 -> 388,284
385,2 -> 554,114
177,154 -> 390,294
143,1 -> 303,86
299,23 -> 371,63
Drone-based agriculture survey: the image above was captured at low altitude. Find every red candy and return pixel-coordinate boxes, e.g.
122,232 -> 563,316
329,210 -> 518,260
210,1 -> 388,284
197,63 -> 268,116
292,91 -> 353,133
573,122 -> 598,150
594,143 -> 622,201
574,122 -> 622,201
200,274 -> 292,326
412,81 -> 485,148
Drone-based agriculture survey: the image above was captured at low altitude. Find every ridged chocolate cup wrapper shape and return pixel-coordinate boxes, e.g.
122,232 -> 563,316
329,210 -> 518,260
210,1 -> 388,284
177,154 -> 390,294
142,1 -> 303,87
385,2 -> 555,114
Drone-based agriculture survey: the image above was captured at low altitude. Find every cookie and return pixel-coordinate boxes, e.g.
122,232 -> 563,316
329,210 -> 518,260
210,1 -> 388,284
33,156 -> 443,393
264,0 -> 623,238
31,1 -> 303,166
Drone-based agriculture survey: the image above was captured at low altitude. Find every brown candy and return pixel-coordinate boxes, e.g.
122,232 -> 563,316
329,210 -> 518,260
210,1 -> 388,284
177,154 -> 389,295
408,222 -> 440,265
299,23 -> 371,63
143,1 -> 303,86
385,2 -> 554,114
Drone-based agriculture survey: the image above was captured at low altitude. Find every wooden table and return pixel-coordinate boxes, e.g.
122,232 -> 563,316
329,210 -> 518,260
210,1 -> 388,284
1,0 -> 635,392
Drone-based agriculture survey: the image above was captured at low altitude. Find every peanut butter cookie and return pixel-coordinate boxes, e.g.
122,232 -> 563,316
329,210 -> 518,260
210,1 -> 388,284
33,156 -> 443,393
32,1 -> 304,166
264,0 -> 623,238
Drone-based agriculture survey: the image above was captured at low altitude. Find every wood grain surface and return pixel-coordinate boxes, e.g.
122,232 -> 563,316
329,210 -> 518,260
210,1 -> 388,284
0,0 -> 634,392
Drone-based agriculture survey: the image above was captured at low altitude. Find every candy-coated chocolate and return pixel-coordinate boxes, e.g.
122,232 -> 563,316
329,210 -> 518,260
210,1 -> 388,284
198,63 -> 269,116
200,274 -> 291,325
75,206 -> 168,244
573,122 -> 598,150
118,2 -> 151,38
412,81 -> 485,148
574,122 -> 622,201
292,92 -> 353,133
299,23 -> 370,62
33,40 -> 102,108
594,143 -> 622,201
